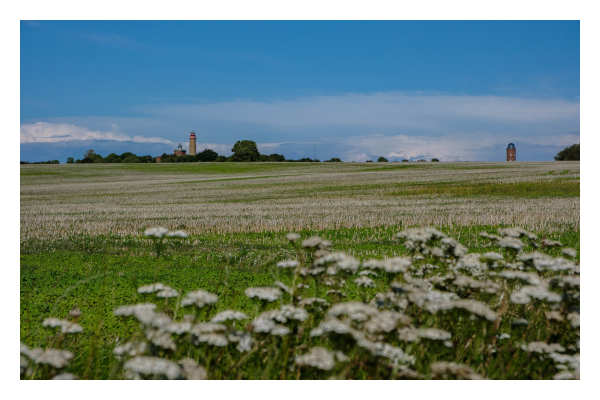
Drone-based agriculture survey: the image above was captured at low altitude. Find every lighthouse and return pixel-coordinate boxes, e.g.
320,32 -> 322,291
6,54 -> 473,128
189,131 -> 197,156
507,143 -> 516,162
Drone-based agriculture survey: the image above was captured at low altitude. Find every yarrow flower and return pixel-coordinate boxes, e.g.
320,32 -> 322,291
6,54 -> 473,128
354,276 -> 375,288
143,227 -> 169,239
286,233 -> 301,242
245,287 -> 281,302
42,317 -> 84,334
181,289 -> 219,308
179,358 -> 207,380
211,310 -> 248,323
124,356 -> 181,380
430,361 -> 483,380
276,260 -> 299,268
295,347 -> 335,370
166,230 -> 188,238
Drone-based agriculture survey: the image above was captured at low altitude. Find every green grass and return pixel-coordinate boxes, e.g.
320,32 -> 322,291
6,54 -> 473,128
20,224 -> 579,379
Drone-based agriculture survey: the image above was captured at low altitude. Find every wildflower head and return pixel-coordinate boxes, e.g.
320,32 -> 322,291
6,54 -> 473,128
143,227 -> 169,239
276,260 -> 299,268
166,230 -> 188,238
211,310 -> 248,323
286,233 -> 301,242
42,317 -> 84,334
245,287 -> 281,302
124,356 -> 181,380
181,289 -> 219,308
295,347 -> 335,371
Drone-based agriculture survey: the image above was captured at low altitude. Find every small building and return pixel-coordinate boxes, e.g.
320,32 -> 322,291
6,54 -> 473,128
507,143 -> 516,162
174,143 -> 186,157
156,156 -> 161,163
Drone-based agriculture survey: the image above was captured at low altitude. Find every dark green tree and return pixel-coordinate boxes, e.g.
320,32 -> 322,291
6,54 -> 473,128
66,157 -> 74,164
197,148 -> 219,162
401,159 -> 409,162
324,158 -> 342,162
554,143 -> 580,161
215,155 -> 227,162
377,157 -> 388,162
431,158 -> 440,162
230,140 -> 260,162
122,155 -> 140,163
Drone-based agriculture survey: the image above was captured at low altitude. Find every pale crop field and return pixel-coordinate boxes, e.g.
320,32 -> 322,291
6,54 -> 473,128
20,161 -> 579,240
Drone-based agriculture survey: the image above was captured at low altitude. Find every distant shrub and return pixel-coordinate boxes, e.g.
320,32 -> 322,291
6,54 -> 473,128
378,157 -> 388,162
554,144 -> 579,161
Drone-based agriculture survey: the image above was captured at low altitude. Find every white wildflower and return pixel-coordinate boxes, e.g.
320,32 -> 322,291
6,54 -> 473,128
418,328 -> 451,341
521,342 -> 565,354
245,287 -> 281,302
42,317 -> 84,334
397,327 -> 420,342
546,311 -> 564,322
452,275 -> 501,294
137,283 -> 166,293
211,310 -> 248,323
145,328 -> 177,351
68,307 -> 82,317
181,289 -> 219,308
499,270 -> 541,285
498,227 -> 537,240
479,231 -> 502,241
191,322 -> 227,335
510,284 -> 562,304
454,254 -> 487,276
561,247 -> 577,258
553,371 -> 575,380
114,341 -> 147,357
236,334 -> 254,352
541,239 -> 563,247
52,373 -> 77,380
498,236 -> 524,252
157,287 -> 179,298
179,358 -> 207,380
196,333 -> 228,347
364,311 -> 411,333
396,227 -> 446,245
143,227 -> 169,239
166,230 -> 188,238
480,252 -> 503,262
440,237 -> 468,257
124,356 -> 181,380
31,349 -> 74,369
286,233 -> 301,242
310,316 -> 355,337
328,301 -> 379,322
567,312 -> 580,328
354,276 -> 375,288
295,347 -> 335,370
359,270 -> 378,276
274,281 -> 291,293
276,260 -> 299,268
302,236 -> 331,249
430,361 -> 483,380
498,333 -> 511,340
512,318 -> 529,326
270,325 -> 290,336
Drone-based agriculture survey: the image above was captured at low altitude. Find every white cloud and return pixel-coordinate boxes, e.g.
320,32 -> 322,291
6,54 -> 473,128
20,122 -> 174,145
145,92 -> 580,132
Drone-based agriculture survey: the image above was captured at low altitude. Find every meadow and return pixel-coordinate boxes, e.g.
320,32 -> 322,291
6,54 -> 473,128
20,161 -> 580,379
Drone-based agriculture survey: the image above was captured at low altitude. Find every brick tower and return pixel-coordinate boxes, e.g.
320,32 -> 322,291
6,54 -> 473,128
507,143 -> 516,162
189,131 -> 197,156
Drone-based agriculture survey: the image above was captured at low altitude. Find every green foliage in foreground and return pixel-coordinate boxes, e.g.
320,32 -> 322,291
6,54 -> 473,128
20,225 -> 579,380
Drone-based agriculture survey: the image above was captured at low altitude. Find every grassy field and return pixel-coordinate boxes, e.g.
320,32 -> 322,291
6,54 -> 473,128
20,162 -> 580,380
21,161 -> 579,239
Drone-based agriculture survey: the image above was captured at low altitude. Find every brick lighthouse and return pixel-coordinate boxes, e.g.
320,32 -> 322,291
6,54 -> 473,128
507,143 -> 516,162
189,131 -> 197,156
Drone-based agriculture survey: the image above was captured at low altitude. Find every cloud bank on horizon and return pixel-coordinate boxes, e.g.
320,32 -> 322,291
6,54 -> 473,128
21,92 -> 579,162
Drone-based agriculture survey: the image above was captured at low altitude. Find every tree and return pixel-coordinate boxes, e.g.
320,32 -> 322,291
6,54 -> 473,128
215,155 -> 227,162
230,140 -> 260,162
377,157 -> 388,162
197,148 -> 219,162
84,149 -> 96,159
324,158 -> 342,162
80,157 -> 94,163
122,155 -> 140,163
66,157 -> 74,164
401,159 -> 409,162
431,158 -> 440,162
554,143 -> 579,161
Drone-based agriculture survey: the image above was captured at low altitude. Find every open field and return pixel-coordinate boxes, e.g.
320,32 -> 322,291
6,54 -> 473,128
20,162 -> 580,379
20,161 -> 579,240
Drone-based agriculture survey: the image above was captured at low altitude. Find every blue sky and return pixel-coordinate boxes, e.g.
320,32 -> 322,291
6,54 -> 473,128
20,20 -> 580,162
